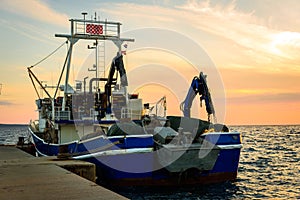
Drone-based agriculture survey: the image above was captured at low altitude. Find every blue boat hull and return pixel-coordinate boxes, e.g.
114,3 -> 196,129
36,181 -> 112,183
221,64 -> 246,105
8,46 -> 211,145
30,127 -> 242,186
82,146 -> 241,186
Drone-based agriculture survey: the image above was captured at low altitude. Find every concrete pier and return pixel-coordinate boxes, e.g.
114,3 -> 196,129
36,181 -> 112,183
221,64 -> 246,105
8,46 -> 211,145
0,146 -> 128,200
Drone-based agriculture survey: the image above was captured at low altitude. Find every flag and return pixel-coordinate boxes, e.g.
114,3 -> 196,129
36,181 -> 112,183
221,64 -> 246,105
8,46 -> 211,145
86,24 -> 103,35
121,43 -> 128,55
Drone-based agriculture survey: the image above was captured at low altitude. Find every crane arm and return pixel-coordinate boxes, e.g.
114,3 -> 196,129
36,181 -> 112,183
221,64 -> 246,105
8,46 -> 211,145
180,72 -> 216,122
105,52 -> 128,95
104,52 -> 128,114
106,52 -> 128,87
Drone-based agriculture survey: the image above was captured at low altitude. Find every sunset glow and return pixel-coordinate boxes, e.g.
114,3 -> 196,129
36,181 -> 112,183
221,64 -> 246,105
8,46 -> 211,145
0,0 -> 299,125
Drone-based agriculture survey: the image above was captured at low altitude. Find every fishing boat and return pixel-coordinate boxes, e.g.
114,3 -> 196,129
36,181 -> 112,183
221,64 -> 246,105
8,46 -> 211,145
28,14 -> 242,186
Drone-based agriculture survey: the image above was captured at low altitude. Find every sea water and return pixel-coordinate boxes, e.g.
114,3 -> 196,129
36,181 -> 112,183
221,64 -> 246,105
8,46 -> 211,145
0,124 -> 299,199
0,124 -> 29,145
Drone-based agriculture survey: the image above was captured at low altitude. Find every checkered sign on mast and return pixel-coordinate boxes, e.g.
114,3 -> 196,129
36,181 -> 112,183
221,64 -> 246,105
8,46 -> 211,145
86,24 -> 103,35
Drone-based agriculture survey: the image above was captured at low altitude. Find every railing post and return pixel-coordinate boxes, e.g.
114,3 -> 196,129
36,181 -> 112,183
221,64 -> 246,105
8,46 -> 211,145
70,19 -> 74,36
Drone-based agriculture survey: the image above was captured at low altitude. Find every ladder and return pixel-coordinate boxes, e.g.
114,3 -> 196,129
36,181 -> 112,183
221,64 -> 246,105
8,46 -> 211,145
98,41 -> 106,91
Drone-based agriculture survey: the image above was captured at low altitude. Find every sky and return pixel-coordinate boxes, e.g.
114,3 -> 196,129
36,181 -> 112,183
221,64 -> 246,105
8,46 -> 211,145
0,0 -> 300,125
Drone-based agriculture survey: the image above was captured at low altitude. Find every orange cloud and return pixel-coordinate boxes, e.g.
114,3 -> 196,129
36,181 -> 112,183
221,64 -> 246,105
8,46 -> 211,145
0,0 -> 68,28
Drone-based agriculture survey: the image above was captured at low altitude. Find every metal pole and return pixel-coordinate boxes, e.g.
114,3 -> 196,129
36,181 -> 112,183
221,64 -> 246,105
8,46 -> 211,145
62,40 -> 73,111
117,24 -> 121,51
83,76 -> 88,95
62,21 -> 73,111
95,40 -> 98,89
70,19 -> 74,36
52,99 -> 55,121
82,12 -> 87,34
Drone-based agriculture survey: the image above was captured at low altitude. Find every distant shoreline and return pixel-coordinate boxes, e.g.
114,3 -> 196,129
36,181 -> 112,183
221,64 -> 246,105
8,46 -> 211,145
0,124 -> 27,126
1,123 -> 299,126
229,124 -> 300,126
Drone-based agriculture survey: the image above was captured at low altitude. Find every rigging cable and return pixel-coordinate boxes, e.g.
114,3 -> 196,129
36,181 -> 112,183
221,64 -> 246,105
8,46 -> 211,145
29,41 -> 68,69
27,40 -> 69,99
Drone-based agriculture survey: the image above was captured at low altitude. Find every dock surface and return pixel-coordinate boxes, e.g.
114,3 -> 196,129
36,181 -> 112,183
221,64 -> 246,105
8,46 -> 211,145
0,146 -> 127,200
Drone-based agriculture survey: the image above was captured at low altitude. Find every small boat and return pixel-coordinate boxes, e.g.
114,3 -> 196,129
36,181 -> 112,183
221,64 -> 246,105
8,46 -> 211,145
28,13 -> 242,186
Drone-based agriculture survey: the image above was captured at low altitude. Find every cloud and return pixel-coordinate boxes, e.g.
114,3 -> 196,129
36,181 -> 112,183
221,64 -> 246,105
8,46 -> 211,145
100,1 -> 300,67
0,19 -> 58,45
0,100 -> 14,106
253,0 -> 300,32
270,31 -> 300,59
221,65 -> 300,87
0,0 -> 68,28
220,66 -> 300,105
177,0 -> 300,61
228,92 -> 300,105
100,3 -> 176,27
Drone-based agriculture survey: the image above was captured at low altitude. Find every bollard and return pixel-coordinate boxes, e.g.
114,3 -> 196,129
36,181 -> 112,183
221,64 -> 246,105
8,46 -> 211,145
17,137 -> 25,146
57,144 -> 71,159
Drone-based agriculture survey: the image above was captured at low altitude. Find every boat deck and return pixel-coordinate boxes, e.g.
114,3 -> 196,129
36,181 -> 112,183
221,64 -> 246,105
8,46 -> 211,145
0,146 -> 127,200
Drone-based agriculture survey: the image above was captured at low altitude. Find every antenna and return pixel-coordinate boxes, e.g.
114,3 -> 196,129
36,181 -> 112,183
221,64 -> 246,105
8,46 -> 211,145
81,12 -> 88,19
81,12 -> 88,34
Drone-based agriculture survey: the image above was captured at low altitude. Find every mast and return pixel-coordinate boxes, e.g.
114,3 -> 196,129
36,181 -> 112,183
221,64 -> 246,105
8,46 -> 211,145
55,13 -> 134,112
62,38 -> 76,111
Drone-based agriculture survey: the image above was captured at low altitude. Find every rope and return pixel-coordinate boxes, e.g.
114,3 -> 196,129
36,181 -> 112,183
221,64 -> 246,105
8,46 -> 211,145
29,41 -> 68,69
